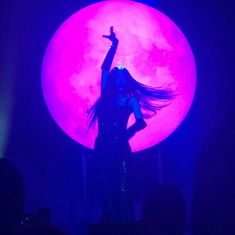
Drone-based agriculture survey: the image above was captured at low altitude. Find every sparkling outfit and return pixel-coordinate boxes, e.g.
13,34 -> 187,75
94,99 -> 134,224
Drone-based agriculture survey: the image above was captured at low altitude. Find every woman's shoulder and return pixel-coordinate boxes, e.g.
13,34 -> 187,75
128,95 -> 139,106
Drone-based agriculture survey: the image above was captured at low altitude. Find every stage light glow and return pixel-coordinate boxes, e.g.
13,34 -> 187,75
42,0 -> 196,151
0,73 -> 13,158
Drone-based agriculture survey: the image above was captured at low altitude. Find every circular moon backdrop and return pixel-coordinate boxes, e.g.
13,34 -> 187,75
42,0 -> 196,152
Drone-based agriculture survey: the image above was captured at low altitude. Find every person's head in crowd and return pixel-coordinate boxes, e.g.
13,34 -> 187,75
0,158 -> 25,234
142,185 -> 186,235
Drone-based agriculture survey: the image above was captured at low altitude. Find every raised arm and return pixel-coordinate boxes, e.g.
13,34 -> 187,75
127,96 -> 147,139
101,26 -> 119,93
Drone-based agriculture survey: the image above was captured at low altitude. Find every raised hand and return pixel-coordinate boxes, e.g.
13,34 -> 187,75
102,26 -> 119,44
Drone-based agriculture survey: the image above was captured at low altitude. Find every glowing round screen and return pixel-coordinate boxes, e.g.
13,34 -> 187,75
42,0 -> 196,151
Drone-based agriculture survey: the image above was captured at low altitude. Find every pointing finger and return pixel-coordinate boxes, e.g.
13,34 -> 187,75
110,26 -> 114,34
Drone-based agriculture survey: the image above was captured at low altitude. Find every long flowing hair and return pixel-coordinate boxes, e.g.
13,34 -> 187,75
88,67 -> 176,127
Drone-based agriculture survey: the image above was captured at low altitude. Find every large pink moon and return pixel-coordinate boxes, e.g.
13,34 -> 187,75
42,0 -> 196,152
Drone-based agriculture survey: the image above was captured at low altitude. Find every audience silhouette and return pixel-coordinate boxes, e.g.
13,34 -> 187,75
141,185 -> 187,235
0,158 -> 24,235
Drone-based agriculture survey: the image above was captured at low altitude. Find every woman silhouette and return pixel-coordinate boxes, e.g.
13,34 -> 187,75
89,26 -> 175,224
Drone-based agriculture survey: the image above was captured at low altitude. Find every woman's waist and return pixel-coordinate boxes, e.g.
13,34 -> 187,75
96,132 -> 128,142
98,126 -> 127,136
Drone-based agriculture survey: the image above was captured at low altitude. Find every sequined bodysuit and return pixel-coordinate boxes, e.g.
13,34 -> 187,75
94,98 -> 134,224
